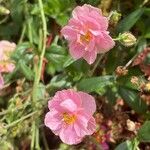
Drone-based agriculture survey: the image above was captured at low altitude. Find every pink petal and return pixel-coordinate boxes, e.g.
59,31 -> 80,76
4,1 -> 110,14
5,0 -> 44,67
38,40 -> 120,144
78,92 -> 96,115
101,142 -> 109,150
59,125 -> 83,145
96,31 -> 115,53
86,117 -> 96,135
74,122 -> 87,137
83,50 -> 97,64
0,74 -> 4,89
72,4 -> 102,20
74,112 -> 90,137
61,26 -> 77,41
85,38 -> 95,52
68,18 -> 82,30
48,89 -> 82,112
72,4 -> 108,30
7,63 -> 15,72
60,99 -> 77,112
44,111 -> 62,131
83,4 -> 102,15
69,41 -> 85,59
0,40 -> 16,52
0,63 -> 15,73
74,111 -> 95,137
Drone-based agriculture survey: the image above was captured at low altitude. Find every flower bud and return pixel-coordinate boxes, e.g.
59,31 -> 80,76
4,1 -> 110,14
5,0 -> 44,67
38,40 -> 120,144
126,119 -> 136,132
115,66 -> 128,76
145,82 -> 150,92
0,6 -> 10,15
110,11 -> 121,26
131,76 -> 139,85
119,32 -> 136,47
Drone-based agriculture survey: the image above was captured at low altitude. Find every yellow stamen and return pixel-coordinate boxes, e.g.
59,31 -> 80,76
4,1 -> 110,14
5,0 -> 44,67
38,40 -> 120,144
80,31 -> 92,43
63,113 -> 76,125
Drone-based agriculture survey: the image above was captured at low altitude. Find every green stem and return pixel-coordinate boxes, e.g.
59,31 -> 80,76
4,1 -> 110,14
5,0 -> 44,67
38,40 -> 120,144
35,126 -> 40,150
36,0 -> 47,83
4,111 -> 37,129
90,54 -> 105,76
32,0 -> 47,102
18,23 -> 26,44
0,16 -> 8,24
31,121 -> 36,150
31,0 -> 47,149
124,54 -> 138,68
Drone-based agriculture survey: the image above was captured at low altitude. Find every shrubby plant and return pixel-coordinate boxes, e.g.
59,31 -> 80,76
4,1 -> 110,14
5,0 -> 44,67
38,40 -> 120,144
0,0 -> 150,149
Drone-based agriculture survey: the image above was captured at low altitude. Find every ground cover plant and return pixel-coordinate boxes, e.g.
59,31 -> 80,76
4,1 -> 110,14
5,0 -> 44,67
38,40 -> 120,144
0,0 -> 150,149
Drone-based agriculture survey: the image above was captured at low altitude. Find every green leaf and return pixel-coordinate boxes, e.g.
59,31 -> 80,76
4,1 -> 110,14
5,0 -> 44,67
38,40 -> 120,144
49,75 -> 71,89
63,56 -> 75,68
115,140 -> 133,150
56,13 -> 69,26
105,87 -> 117,105
19,61 -> 34,80
45,42 -> 68,72
36,83 -> 46,101
138,121 -> 150,142
46,63 -> 56,75
117,8 -> 144,33
118,86 -> 148,114
77,75 -> 115,92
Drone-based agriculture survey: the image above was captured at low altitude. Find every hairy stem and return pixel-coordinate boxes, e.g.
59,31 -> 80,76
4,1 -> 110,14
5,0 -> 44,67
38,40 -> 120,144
31,0 -> 47,149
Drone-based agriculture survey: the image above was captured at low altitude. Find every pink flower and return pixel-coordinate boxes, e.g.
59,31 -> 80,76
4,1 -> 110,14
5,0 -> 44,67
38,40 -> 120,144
61,4 -> 115,64
44,89 -> 96,145
0,40 -> 16,73
0,73 -> 4,89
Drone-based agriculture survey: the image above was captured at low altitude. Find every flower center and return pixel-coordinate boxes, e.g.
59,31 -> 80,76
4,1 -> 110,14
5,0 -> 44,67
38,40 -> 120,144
80,31 -> 92,43
63,113 -> 76,125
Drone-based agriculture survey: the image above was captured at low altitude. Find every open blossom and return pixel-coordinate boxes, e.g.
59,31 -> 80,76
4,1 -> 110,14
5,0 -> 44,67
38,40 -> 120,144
0,40 -> 16,89
61,4 -> 115,64
0,40 -> 16,73
44,89 -> 96,145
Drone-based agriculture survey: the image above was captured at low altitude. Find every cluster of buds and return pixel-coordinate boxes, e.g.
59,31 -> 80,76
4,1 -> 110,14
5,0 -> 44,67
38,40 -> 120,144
93,113 -> 124,149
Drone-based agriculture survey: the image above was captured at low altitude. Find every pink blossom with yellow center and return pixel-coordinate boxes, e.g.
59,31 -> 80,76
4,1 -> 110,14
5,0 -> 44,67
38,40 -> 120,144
44,89 -> 96,145
0,40 -> 16,73
61,4 -> 115,64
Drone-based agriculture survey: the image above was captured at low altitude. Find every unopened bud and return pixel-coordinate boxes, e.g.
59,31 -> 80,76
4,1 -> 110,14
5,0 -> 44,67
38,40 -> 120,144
115,66 -> 128,76
110,11 -> 121,26
33,55 -> 39,64
126,119 -> 136,132
131,76 -> 139,85
119,32 -> 136,47
145,82 -> 150,92
0,6 -> 10,15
